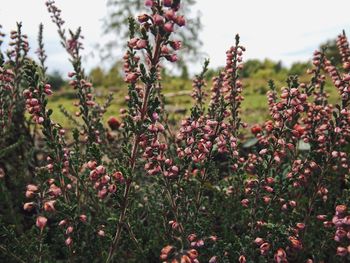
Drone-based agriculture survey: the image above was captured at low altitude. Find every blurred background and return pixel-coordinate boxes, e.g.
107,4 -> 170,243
1,0 -> 350,126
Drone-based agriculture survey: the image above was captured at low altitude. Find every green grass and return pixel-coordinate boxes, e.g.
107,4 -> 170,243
47,73 -> 342,131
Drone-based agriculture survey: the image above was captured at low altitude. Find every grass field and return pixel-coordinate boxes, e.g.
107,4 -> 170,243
48,72 -> 341,130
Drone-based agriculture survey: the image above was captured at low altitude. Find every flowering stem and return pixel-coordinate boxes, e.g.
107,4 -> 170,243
107,32 -> 162,262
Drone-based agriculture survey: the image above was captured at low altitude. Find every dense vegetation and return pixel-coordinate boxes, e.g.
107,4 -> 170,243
1,1 -> 350,262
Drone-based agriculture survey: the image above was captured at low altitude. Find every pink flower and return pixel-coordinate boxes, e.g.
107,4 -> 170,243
59,219 -> 67,226
87,160 -> 97,170
161,45 -> 170,54
49,184 -> 62,197
145,0 -> 153,7
241,199 -> 249,207
0,167 -> 5,179
66,226 -> 74,234
23,202 -> 35,211
97,229 -> 105,237
254,237 -> 264,245
108,184 -> 117,193
163,0 -> 172,7
337,246 -> 347,256
65,237 -> 73,246
238,255 -> 246,263
27,184 -> 39,192
164,22 -> 174,33
95,165 -> 106,175
166,54 -> 178,62
26,190 -> 35,198
44,200 -> 56,212
79,214 -> 87,223
153,14 -> 164,25
125,72 -> 139,83
136,39 -> 147,49
259,242 -> 271,255
112,171 -> 125,183
336,205 -> 347,215
170,40 -> 182,50
128,37 -> 139,48
36,216 -> 48,230
175,16 -> 185,27
164,9 -> 175,20
137,14 -> 149,23
274,248 -> 287,263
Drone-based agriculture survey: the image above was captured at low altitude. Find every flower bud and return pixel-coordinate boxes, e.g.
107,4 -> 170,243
175,16 -> 185,27
163,0 -> 172,7
23,202 -> 35,211
145,0 -> 153,7
164,22 -> 174,33
153,14 -> 164,25
79,214 -> 87,223
136,39 -> 147,49
238,255 -> 246,263
65,237 -> 73,246
36,216 -> 48,230
44,200 -> 56,212
97,229 -> 105,237
336,205 -> 347,215
27,184 -> 39,192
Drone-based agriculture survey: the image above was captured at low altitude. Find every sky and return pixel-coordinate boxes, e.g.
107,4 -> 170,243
1,0 -> 350,75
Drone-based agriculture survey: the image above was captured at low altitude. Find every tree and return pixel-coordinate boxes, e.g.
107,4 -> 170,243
89,67 -> 105,87
47,70 -> 65,90
103,0 -> 202,65
320,38 -> 342,66
289,61 -> 310,75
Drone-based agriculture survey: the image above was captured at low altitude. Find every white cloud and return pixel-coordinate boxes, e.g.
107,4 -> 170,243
198,0 -> 350,69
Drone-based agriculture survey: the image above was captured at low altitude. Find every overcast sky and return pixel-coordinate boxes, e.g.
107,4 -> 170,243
1,0 -> 350,75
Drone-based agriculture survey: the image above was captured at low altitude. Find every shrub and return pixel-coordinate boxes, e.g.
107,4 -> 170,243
1,1 -> 350,262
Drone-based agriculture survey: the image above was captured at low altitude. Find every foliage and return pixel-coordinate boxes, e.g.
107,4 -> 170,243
2,1 -> 350,263
47,70 -> 66,91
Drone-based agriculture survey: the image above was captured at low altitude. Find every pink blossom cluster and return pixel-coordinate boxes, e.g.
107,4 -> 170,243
160,245 -> 199,263
333,205 -> 350,256
46,1 -> 65,27
86,161 -> 124,199
23,84 -> 52,124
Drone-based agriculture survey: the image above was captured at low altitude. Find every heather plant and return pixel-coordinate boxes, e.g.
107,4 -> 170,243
0,21 -> 38,241
2,1 -> 350,263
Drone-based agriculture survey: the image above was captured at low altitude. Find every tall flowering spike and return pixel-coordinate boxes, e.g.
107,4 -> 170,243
36,23 -> 48,74
222,34 -> 246,135
107,1 -> 185,262
46,1 -> 65,28
47,0 -> 107,145
209,72 -> 225,108
23,61 -> 53,124
336,32 -> 350,70
191,59 -> 209,112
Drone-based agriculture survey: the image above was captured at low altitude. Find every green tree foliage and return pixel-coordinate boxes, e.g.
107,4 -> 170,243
289,61 -> 310,75
89,62 -> 125,88
89,66 -> 105,87
319,36 -> 344,67
47,70 -> 65,90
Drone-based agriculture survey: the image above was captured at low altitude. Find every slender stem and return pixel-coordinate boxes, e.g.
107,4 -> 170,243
106,31 -> 163,262
38,229 -> 43,263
